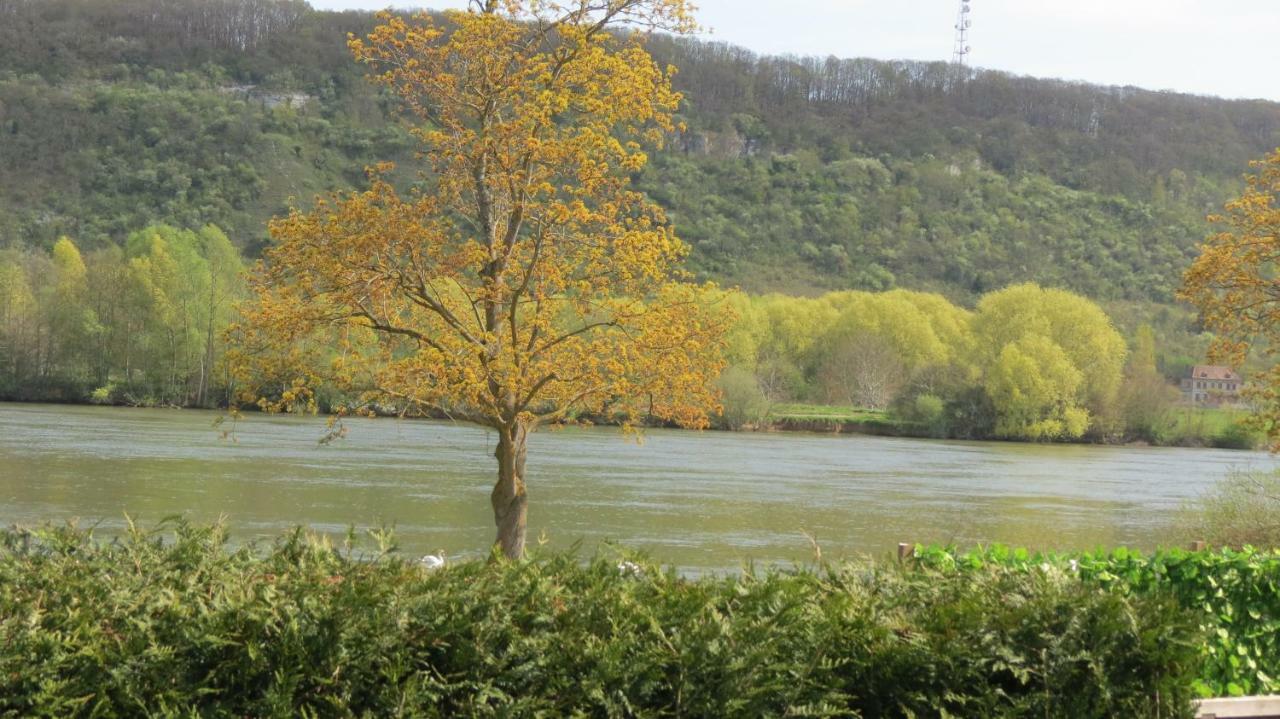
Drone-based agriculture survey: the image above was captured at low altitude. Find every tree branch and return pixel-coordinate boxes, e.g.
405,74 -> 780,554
529,319 -> 618,360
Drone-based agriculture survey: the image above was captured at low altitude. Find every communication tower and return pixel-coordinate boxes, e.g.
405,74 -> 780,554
952,0 -> 972,65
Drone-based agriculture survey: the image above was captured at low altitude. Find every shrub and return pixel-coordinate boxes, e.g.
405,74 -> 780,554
0,522 -> 1201,717
1179,469 -> 1280,549
89,383 -> 117,405
1210,421 -> 1259,450
914,543 -> 1280,698
714,364 -> 770,430
896,392 -> 949,437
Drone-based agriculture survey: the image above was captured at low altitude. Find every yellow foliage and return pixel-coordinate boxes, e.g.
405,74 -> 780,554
230,1 -> 724,432
229,1 -> 717,557
720,290 -> 768,369
51,236 -> 87,287
754,293 -> 840,362
822,290 -> 971,373
1180,149 -> 1280,447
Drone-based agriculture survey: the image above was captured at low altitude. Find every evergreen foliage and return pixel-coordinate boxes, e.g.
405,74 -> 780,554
913,543 -> 1280,698
0,522 -> 1204,717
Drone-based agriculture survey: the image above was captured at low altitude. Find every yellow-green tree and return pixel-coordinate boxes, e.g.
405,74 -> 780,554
1180,149 -> 1280,446
987,335 -> 1089,440
129,232 -> 187,399
1118,324 -> 1179,442
721,291 -> 768,370
229,1 -> 727,559
715,291 -> 774,427
813,290 -> 970,409
0,258 -> 37,384
45,237 -> 100,383
887,289 -> 974,364
749,293 -> 835,399
197,226 -> 245,407
971,283 -> 1126,440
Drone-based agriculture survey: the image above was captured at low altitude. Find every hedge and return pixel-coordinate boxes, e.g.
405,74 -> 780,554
911,543 -> 1280,698
0,523 -> 1205,718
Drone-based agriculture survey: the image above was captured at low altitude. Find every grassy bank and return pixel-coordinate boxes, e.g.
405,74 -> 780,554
764,403 -> 921,435
7,522 -> 1279,717
1156,407 -> 1259,449
760,401 -> 1260,448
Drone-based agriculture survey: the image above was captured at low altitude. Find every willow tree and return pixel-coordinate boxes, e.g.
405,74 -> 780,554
229,0 -> 728,558
970,284 -> 1125,440
1181,149 -> 1280,446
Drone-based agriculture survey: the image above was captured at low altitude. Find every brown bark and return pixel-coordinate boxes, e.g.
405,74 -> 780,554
491,419 -> 529,559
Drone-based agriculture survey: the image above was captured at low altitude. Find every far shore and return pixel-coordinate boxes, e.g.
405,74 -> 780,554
0,398 -> 1261,451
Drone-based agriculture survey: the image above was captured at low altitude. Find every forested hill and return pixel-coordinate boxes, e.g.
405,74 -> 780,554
3,0 -> 1278,301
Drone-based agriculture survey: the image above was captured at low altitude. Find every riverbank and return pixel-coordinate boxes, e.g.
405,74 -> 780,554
8,521 -> 1270,716
754,402 -> 1261,450
0,392 -> 1260,449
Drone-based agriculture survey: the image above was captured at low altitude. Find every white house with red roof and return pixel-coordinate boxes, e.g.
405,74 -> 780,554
1180,365 -> 1243,406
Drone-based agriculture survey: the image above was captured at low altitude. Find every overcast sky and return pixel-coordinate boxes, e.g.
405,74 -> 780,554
308,0 -> 1280,102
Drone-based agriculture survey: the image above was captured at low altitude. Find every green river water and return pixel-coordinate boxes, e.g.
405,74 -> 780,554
0,403 -> 1272,571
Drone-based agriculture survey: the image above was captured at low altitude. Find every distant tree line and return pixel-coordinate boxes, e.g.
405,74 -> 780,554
716,284 -> 1236,445
0,0 -> 312,68
646,35 -> 1280,198
0,226 -> 244,406
0,225 -> 1237,447
640,150 -> 1206,300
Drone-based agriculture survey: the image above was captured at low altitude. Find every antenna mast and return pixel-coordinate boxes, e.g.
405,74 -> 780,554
952,0 -> 972,65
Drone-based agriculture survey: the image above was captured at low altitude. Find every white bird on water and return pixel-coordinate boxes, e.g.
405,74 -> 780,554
420,552 -> 446,570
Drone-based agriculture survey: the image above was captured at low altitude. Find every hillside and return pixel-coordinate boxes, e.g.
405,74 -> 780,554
2,0 -> 1278,301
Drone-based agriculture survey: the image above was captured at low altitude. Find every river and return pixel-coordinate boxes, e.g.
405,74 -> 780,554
0,403 -> 1271,571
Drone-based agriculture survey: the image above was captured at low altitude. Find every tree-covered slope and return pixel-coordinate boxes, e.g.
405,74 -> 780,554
2,0 -> 1277,301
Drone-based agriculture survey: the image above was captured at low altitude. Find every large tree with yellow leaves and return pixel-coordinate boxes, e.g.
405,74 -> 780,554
230,0 -> 728,558
1181,149 -> 1280,447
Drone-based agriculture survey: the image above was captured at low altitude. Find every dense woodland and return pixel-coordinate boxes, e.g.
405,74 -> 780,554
0,0 -> 1268,443
2,0 -> 1278,301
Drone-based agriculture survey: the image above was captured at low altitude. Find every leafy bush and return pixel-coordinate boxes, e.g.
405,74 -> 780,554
88,384 -> 113,404
894,392 -> 949,437
914,543 -> 1280,698
1179,469 -> 1280,549
714,364 -> 770,430
0,522 -> 1201,717
1210,421 -> 1259,450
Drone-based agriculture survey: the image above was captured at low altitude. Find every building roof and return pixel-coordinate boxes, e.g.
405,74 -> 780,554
1190,365 -> 1240,381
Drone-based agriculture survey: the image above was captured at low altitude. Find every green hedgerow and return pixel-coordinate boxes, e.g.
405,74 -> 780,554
0,521 -> 1203,718
914,543 -> 1280,699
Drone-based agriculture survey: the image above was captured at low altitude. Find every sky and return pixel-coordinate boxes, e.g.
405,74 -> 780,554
308,0 -> 1280,102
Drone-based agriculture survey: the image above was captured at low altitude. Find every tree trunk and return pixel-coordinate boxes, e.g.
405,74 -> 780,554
491,420 -> 529,559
